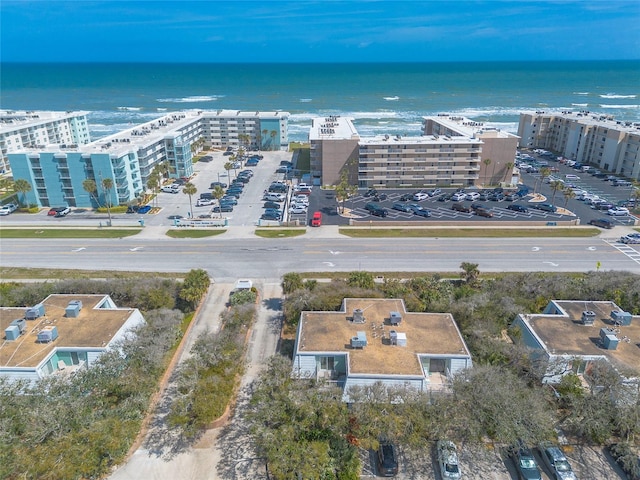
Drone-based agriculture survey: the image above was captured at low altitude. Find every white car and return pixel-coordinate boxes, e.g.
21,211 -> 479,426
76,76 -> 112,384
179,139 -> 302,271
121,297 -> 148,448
161,185 -> 179,194
465,192 -> 480,201
0,203 -> 18,215
264,193 -> 285,202
196,198 -> 214,206
289,205 -> 307,214
293,195 -> 309,204
608,207 -> 629,216
436,440 -> 461,479
413,192 -> 428,201
565,174 -> 580,180
620,233 -> 640,244
451,192 -> 466,202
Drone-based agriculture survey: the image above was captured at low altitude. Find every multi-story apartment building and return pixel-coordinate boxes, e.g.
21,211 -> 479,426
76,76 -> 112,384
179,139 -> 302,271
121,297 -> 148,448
309,114 -> 518,188
0,110 -> 91,173
8,110 -> 289,208
518,111 -> 640,180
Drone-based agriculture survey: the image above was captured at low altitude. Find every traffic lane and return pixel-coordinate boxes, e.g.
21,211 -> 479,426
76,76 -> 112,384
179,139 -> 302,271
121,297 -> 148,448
1,237 -> 637,277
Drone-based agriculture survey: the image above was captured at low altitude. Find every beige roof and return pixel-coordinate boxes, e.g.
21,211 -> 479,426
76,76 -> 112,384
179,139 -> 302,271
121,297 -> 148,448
0,295 -> 135,368
298,298 -> 470,376
528,301 -> 640,375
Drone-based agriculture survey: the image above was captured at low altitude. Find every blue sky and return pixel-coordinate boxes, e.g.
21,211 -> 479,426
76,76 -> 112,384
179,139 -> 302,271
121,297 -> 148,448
2,1 -> 639,62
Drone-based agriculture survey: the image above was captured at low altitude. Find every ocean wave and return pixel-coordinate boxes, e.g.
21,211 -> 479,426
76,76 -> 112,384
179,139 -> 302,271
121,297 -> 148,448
571,103 -> 589,107
157,108 -> 168,111
600,94 -> 636,99
299,98 -> 312,103
599,104 -> 640,109
383,96 -> 400,101
156,95 -> 223,103
573,92 -> 590,95
117,106 -> 142,111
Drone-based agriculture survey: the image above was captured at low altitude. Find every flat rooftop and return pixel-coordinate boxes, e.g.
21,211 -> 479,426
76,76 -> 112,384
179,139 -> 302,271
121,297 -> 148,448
298,298 -> 470,376
0,295 -> 135,369
521,110 -> 640,135
358,134 -> 482,145
424,115 -> 519,139
0,110 -> 89,133
309,116 -> 360,141
528,301 -> 640,376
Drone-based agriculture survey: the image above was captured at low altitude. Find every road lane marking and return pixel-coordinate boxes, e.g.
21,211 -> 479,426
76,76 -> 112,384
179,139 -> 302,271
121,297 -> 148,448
129,247 -> 144,251
72,247 -> 86,252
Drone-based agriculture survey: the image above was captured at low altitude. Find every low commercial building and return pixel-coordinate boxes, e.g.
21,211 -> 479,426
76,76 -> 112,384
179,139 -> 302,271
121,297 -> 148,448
0,110 -> 91,173
292,298 -> 472,401
0,294 -> 145,383
512,300 -> 640,403
8,110 -> 289,208
518,111 -> 640,180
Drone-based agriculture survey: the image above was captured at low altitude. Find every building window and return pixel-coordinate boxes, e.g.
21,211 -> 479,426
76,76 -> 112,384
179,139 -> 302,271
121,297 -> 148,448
320,356 -> 334,370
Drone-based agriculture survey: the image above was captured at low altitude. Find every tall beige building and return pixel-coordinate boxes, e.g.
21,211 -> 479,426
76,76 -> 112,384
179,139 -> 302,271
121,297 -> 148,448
309,116 -> 360,186
518,111 -> 640,180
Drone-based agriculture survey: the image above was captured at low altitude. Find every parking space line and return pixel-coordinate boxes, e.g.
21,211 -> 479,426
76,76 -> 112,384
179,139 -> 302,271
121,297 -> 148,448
603,239 -> 640,265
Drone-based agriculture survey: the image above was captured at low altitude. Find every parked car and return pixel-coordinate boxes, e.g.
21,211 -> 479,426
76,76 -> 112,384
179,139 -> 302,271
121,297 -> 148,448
245,158 -> 259,166
264,193 -> 285,202
593,202 -> 615,211
311,211 -> 322,227
137,205 -> 152,214
620,233 -> 640,244
200,192 -> 213,200
438,193 -> 452,202
429,188 -> 443,197
465,192 -> 480,201
436,440 -> 461,479
261,211 -> 281,221
477,192 -> 489,201
474,208 -> 493,218
54,206 -> 71,217
507,204 -> 529,213
608,207 -> 630,216
451,192 -> 466,202
224,190 -> 241,199
0,203 -> 18,215
539,445 -> 577,480
167,214 -> 183,220
488,192 -> 505,201
289,205 -> 307,214
413,192 -> 429,201
533,203 -> 557,213
263,201 -> 281,209
399,193 -> 413,201
377,441 -> 399,477
195,198 -> 213,207
220,196 -> 238,205
511,442 -> 542,480
409,204 -> 431,217
213,204 -> 233,213
393,202 -> 412,213
210,181 -> 227,189
365,203 -> 388,217
565,174 -> 580,180
451,203 -> 472,213
161,185 -> 179,194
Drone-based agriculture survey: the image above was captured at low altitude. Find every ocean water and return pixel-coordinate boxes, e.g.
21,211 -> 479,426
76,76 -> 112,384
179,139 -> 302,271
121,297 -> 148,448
1,61 -> 639,142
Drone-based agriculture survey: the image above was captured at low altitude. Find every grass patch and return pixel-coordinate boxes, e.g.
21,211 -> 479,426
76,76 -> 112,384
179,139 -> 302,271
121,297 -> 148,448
0,228 -> 141,239
339,227 -> 601,238
166,229 -> 227,238
0,267 -> 184,280
254,228 -> 306,238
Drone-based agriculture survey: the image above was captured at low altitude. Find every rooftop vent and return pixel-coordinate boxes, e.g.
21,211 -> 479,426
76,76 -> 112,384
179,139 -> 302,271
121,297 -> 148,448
350,331 -> 367,349
25,303 -> 45,320
65,300 -> 83,318
353,308 -> 365,324
5,325 -> 20,341
389,311 -> 402,326
10,318 -> 26,334
611,310 -> 632,326
581,310 -> 596,326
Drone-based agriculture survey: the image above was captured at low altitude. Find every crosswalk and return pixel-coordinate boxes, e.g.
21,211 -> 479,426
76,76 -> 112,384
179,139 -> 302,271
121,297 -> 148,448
603,238 -> 640,265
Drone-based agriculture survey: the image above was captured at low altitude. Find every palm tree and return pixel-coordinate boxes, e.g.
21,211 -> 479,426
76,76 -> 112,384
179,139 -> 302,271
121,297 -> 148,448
183,182 -> 197,219
460,262 -> 480,285
13,179 -> 31,207
502,162 -> 514,184
147,172 -> 161,207
261,129 -> 268,150
82,179 -> 100,207
270,130 -> 278,150
482,158 -> 492,186
224,160 -> 234,180
535,167 -> 551,194
562,186 -> 576,210
212,185 -> 225,218
0,177 -> 13,193
549,180 -> 564,206
101,178 -> 114,226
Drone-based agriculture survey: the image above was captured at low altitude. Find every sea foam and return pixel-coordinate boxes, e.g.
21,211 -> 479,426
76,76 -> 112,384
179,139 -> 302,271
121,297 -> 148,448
600,94 -> 636,99
156,95 -> 222,103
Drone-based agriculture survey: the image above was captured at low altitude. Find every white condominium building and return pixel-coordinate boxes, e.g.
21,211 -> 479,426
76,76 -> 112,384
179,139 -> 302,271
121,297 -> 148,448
0,110 -> 91,173
518,111 -> 640,180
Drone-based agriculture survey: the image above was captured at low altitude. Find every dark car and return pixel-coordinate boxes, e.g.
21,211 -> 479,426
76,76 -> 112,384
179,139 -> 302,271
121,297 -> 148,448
200,192 -> 213,200
220,196 -> 238,205
451,203 -> 472,213
377,442 -> 399,477
245,158 -> 259,166
371,207 -> 388,217
409,204 -> 431,217
512,444 -> 542,480
263,201 -> 281,209
474,208 -> 493,218
137,205 -> 152,214
507,204 -> 529,213
210,181 -> 227,189
533,203 -> 557,213
488,192 -> 505,201
477,192 -> 489,201
48,206 -> 69,216
261,211 -> 281,221
470,202 -> 487,211
213,204 -> 233,213
438,193 -> 452,202
429,188 -> 443,197
167,214 -> 183,220
588,218 -> 614,229
224,190 -> 241,199
393,202 -> 413,213
365,188 -> 378,197
399,193 -> 413,201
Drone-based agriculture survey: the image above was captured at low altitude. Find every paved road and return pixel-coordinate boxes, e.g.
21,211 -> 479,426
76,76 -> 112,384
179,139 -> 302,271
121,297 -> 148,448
1,229 -> 639,278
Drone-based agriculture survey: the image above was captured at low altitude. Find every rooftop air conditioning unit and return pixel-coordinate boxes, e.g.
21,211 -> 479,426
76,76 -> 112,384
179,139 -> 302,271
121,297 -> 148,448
5,325 -> 20,341
389,311 -> 402,326
10,318 -> 26,334
581,311 -> 596,325
353,308 -> 365,324
25,303 -> 45,320
37,326 -> 58,343
389,330 -> 407,347
350,331 -> 367,349
611,310 -> 632,326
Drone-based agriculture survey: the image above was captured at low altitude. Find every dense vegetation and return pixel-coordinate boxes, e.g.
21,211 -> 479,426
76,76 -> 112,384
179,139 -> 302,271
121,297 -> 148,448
255,269 -> 640,478
0,269 -> 211,480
